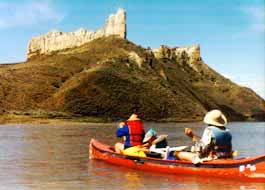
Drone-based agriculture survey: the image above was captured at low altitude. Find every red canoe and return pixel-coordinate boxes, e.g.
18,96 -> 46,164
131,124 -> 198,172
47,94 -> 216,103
89,138 -> 265,182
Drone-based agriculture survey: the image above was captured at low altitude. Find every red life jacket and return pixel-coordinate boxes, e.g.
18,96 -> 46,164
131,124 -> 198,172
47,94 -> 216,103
127,120 -> 145,146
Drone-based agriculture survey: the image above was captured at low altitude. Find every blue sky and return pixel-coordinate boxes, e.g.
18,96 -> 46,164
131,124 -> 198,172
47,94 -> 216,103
0,0 -> 264,98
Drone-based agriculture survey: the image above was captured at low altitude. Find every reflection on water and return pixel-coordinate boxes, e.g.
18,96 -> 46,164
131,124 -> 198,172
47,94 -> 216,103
0,122 -> 264,190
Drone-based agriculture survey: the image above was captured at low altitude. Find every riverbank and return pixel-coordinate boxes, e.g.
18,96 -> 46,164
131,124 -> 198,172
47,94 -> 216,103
0,114 -> 109,125
0,113 -> 204,125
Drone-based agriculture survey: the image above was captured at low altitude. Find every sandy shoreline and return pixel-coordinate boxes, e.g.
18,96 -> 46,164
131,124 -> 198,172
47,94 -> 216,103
0,114 -> 204,125
0,114 -> 110,125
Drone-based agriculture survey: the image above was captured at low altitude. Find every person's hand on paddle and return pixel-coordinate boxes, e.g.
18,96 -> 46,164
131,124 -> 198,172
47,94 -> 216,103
185,128 -> 200,142
185,128 -> 194,138
118,122 -> 125,128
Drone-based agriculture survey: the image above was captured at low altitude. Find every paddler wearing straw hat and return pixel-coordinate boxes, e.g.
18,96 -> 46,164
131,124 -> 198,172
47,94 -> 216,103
114,113 -> 145,153
174,110 -> 233,163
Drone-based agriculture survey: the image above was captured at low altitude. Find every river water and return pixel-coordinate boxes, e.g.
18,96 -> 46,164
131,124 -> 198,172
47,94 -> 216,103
0,122 -> 264,190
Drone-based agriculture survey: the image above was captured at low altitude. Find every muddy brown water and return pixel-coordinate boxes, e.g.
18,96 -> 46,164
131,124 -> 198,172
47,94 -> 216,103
0,122 -> 264,190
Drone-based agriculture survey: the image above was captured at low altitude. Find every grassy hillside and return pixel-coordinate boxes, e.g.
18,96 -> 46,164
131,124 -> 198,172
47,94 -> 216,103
0,36 -> 264,121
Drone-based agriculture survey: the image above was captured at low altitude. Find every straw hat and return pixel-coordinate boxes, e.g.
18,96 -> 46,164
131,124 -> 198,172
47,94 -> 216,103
143,128 -> 157,143
127,113 -> 140,121
203,110 -> 227,127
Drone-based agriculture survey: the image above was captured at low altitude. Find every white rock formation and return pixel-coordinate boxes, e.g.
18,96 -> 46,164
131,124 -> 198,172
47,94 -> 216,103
152,44 -> 202,72
128,51 -> 143,68
27,8 -> 126,59
174,45 -> 200,61
152,44 -> 201,61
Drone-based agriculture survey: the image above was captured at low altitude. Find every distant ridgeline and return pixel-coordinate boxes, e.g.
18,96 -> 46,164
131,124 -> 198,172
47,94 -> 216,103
0,8 -> 264,121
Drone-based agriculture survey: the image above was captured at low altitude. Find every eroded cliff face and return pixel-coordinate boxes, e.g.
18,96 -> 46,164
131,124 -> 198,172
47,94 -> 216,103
27,7 -> 203,65
152,44 -> 201,71
27,8 -> 126,59
152,45 -> 200,61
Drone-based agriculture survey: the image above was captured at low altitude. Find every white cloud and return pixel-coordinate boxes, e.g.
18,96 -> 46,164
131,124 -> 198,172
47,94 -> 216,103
241,5 -> 265,32
0,1 -> 64,28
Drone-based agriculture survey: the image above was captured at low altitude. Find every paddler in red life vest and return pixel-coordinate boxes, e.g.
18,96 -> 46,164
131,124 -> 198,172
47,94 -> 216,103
114,113 -> 145,154
174,110 -> 233,164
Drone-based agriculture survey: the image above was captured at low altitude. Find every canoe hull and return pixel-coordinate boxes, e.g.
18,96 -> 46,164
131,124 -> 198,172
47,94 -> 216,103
89,138 -> 265,182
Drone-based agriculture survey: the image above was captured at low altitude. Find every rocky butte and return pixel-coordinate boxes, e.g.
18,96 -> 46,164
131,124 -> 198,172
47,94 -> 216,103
0,8 -> 264,122
27,8 -> 200,63
27,8 -> 127,59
